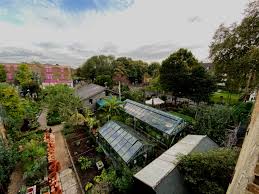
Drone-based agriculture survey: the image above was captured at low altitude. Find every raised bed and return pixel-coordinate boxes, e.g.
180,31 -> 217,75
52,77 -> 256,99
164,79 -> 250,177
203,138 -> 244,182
66,129 -> 107,187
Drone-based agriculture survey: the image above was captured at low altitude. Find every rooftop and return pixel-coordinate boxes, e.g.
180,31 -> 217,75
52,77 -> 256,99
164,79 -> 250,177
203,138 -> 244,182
123,99 -> 186,136
99,120 -> 145,163
76,84 -> 105,100
134,135 -> 218,189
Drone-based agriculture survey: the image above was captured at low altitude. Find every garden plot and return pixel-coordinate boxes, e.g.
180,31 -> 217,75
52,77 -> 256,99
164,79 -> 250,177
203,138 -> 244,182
66,129 -> 107,188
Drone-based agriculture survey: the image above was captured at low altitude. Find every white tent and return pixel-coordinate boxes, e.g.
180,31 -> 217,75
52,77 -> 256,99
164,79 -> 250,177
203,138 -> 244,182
145,97 -> 165,105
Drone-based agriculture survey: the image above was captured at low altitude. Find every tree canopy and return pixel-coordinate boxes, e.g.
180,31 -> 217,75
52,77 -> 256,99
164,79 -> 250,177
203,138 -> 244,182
210,0 -> 259,93
0,64 -> 6,82
160,48 -> 216,103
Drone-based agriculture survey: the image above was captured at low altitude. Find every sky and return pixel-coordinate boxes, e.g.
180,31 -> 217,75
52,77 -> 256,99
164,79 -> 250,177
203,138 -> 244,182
0,0 -> 249,67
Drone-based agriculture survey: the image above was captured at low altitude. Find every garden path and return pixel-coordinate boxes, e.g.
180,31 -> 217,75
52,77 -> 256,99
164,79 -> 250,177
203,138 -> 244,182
7,163 -> 24,194
41,110 -> 81,194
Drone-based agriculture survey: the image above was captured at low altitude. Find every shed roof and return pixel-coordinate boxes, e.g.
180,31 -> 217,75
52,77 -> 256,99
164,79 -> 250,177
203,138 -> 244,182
99,120 -> 144,163
123,99 -> 186,136
76,84 -> 105,100
134,135 -> 218,189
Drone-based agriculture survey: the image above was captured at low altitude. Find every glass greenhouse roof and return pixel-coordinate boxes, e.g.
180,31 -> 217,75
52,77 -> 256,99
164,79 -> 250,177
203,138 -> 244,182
123,99 -> 186,136
99,121 -> 144,163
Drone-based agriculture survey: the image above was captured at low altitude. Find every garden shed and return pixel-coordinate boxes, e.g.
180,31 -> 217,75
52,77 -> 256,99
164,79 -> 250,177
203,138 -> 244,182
123,99 -> 187,147
98,120 -> 153,166
76,84 -> 106,109
134,135 -> 218,194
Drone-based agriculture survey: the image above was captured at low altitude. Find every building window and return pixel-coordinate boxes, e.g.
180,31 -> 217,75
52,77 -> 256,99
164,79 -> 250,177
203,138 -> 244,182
89,99 -> 93,104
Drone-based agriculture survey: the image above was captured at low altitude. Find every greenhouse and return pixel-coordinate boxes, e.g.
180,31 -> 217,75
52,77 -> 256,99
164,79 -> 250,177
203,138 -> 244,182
98,120 -> 153,166
123,99 -> 187,147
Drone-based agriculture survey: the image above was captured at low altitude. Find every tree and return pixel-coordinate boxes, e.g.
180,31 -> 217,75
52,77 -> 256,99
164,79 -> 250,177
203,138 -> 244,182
102,96 -> 123,120
80,55 -> 115,81
147,62 -> 160,77
95,75 -> 113,88
178,148 -> 238,194
42,85 -> 83,122
0,64 -> 6,82
0,83 -> 25,129
210,0 -> 259,94
160,48 -> 200,103
0,141 -> 18,193
15,64 -> 33,87
193,105 -> 234,146
187,66 -> 217,103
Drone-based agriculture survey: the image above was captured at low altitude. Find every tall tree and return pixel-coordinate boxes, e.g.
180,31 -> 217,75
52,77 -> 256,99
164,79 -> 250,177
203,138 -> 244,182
210,0 -> 259,94
0,64 -> 6,82
15,64 -> 33,87
147,62 -> 160,77
160,48 -> 199,103
80,55 -> 115,81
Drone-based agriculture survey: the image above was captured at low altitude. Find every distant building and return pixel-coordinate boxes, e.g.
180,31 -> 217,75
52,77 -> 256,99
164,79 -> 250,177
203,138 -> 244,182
76,83 -> 106,109
2,63 -> 73,86
134,135 -> 218,194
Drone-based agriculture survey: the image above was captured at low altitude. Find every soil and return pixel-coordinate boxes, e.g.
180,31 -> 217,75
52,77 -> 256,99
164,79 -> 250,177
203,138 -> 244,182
66,129 -> 106,186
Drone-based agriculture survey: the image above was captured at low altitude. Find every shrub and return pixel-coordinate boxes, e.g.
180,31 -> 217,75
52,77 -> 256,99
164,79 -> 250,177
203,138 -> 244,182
85,182 -> 93,192
0,141 -> 19,193
47,110 -> 62,126
96,145 -> 104,154
178,148 -> 238,194
78,156 -> 92,171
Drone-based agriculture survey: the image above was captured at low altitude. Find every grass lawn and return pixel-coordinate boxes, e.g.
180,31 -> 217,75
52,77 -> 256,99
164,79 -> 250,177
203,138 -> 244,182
210,91 -> 241,105
170,111 -> 194,124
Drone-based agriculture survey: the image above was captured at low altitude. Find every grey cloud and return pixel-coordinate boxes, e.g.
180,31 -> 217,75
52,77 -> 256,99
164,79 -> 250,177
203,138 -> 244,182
34,42 -> 61,49
121,43 -> 203,61
0,47 -> 43,58
188,16 -> 202,23
100,43 -> 118,53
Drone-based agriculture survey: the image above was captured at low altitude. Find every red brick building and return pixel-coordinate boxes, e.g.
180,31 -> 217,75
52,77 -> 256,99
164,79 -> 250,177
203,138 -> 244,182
2,63 -> 73,86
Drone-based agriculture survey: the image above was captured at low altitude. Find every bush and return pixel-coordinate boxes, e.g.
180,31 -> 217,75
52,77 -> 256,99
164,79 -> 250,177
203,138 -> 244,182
0,141 -> 19,193
178,148 -> 238,194
85,182 -> 93,192
62,123 -> 75,136
47,110 -> 62,126
78,156 -> 92,171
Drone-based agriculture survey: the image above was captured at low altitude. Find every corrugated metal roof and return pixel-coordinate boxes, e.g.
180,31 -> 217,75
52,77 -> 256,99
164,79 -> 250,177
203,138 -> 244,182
134,135 -> 214,189
123,99 -> 186,136
76,84 -> 105,100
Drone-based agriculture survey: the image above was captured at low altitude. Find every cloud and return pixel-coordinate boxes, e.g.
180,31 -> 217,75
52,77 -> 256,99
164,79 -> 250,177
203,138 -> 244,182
0,0 -> 248,66
188,16 -> 202,23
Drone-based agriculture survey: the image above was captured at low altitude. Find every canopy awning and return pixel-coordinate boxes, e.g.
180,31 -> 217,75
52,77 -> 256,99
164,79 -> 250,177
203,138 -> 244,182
145,97 -> 165,105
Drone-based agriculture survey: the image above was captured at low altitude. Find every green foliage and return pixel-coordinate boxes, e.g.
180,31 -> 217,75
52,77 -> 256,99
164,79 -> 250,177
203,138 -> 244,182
160,49 -> 216,103
21,139 -> 47,185
0,141 -> 19,192
85,182 -> 93,192
210,1 -> 259,92
101,96 -> 123,120
0,64 -> 6,82
92,166 -> 133,193
80,55 -> 115,81
78,156 -> 92,171
15,64 -> 33,87
47,110 -> 62,126
95,145 -> 104,153
178,148 -> 239,194
0,83 -> 25,129
193,105 -> 234,145
62,123 -> 75,136
94,75 -> 113,88
42,84 -> 83,122
122,89 -> 145,102
147,62 -> 160,77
